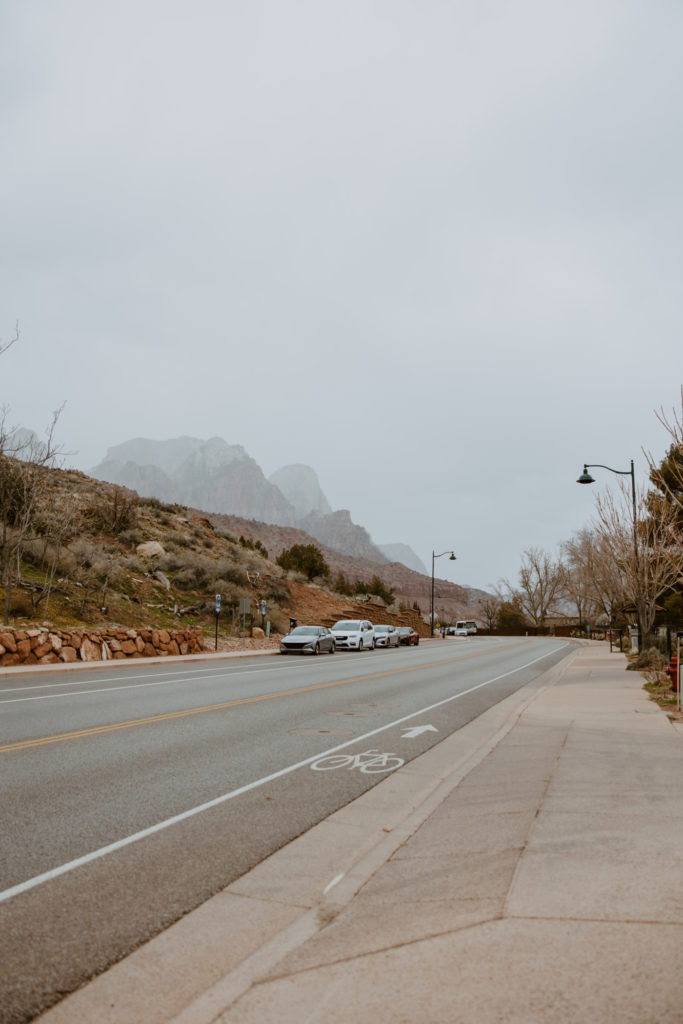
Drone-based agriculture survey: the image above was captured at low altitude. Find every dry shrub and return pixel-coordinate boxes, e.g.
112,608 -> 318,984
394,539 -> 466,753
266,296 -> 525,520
84,487 -> 139,535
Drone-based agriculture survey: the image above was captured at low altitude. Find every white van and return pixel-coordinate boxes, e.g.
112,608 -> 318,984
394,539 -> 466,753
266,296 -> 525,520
455,620 -> 477,635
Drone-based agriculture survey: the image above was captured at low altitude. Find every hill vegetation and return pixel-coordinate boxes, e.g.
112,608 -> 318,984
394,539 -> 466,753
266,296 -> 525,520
0,462 -> 433,641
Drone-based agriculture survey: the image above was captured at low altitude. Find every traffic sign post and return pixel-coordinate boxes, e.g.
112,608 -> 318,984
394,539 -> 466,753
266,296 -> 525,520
240,598 -> 251,647
214,594 -> 221,651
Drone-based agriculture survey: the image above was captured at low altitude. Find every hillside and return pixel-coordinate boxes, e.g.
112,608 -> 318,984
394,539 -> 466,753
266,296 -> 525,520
203,512 -> 472,622
2,464 -> 471,645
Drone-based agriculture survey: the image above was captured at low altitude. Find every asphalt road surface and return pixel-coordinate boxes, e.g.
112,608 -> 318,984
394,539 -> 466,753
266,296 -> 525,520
0,636 -> 574,1023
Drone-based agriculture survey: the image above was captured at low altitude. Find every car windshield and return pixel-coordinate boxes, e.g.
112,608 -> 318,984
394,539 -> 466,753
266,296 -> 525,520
332,621 -> 361,630
289,626 -> 318,635
374,625 -> 389,632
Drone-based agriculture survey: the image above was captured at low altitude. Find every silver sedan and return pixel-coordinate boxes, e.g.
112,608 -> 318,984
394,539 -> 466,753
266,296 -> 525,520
373,624 -> 400,648
280,625 -> 336,655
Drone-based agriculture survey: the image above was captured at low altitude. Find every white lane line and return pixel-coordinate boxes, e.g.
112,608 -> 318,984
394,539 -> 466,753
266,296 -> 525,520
0,664 -> 274,697
0,643 -> 568,905
323,874 -> 345,894
0,662 -> 296,703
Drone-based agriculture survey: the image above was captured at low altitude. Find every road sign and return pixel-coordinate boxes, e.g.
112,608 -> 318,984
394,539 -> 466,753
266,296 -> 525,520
215,594 -> 221,614
239,598 -> 251,614
261,600 -> 266,617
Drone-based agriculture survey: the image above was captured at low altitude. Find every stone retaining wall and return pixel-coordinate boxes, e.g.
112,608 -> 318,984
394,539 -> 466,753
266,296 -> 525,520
0,627 -> 205,666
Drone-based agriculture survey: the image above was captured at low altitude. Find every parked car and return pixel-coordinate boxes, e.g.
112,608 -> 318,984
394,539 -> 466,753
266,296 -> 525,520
280,625 -> 336,655
396,626 -> 419,646
373,624 -> 400,648
330,619 -> 375,651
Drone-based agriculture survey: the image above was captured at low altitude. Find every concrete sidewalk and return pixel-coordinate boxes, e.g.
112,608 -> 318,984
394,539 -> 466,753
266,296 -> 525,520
39,642 -> 683,1024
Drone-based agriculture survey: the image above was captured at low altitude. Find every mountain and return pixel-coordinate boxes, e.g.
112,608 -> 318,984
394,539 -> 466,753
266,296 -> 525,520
91,437 -> 393,563
91,436 -> 298,526
268,464 -> 332,518
301,509 -> 387,563
378,544 -> 428,575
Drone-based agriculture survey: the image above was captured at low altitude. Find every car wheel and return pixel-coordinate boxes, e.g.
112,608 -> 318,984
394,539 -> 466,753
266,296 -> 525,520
329,643 -> 335,654
372,638 -> 376,649
358,640 -> 363,651
313,643 -> 320,655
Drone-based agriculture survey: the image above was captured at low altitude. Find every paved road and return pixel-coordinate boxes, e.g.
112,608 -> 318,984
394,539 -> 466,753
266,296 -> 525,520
0,637 -> 573,1024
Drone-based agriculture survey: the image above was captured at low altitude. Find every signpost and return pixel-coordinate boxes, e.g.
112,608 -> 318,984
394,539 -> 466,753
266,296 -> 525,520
240,598 -> 251,647
678,631 -> 683,715
214,593 -> 221,651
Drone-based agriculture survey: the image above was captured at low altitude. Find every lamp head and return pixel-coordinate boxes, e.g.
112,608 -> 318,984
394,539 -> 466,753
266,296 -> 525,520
577,466 -> 595,485
449,553 -> 457,560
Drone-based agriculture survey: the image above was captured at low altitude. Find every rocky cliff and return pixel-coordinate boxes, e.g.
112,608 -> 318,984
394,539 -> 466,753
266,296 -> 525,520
268,464 -> 332,518
91,436 -> 298,526
301,509 -> 387,563
378,543 -> 428,575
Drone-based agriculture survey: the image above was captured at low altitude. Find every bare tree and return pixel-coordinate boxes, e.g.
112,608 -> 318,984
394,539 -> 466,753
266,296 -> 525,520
594,483 -> 679,645
1,327 -> 64,623
562,528 -> 626,628
500,547 -> 566,628
645,386 -> 683,586
476,594 -> 501,632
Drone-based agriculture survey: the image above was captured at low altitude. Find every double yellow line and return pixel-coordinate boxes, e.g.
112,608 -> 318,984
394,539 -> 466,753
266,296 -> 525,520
1,644 -> 524,755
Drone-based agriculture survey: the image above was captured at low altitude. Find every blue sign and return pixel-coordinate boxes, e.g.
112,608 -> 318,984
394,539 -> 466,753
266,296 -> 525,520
215,593 -> 221,614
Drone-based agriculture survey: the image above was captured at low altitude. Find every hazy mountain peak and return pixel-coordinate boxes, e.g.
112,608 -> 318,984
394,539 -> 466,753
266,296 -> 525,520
269,464 -> 332,518
378,544 -> 428,575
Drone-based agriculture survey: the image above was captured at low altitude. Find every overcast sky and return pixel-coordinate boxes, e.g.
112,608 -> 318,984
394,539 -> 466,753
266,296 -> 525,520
2,1 -> 682,592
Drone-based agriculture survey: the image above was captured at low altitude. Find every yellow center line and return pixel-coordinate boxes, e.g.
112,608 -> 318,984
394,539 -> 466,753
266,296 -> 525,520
1,641 -> 530,755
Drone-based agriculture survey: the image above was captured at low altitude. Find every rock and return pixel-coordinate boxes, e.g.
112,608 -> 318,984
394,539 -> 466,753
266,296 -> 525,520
252,627 -> 265,639
0,632 -> 17,653
153,570 -> 171,591
136,541 -> 165,559
80,638 -> 102,661
60,647 -> 78,663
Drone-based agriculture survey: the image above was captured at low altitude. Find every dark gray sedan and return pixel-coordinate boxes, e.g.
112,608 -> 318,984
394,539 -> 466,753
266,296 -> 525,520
280,625 -> 336,655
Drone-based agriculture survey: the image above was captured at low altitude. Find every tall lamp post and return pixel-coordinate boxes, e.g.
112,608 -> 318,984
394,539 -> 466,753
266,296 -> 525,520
431,550 -> 457,637
577,460 -> 642,650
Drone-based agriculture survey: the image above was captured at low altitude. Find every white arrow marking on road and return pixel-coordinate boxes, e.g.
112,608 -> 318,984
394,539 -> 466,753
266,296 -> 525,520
402,725 -> 438,738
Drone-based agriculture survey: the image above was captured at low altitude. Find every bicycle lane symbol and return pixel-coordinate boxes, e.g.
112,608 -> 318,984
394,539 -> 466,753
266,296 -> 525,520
311,749 -> 405,774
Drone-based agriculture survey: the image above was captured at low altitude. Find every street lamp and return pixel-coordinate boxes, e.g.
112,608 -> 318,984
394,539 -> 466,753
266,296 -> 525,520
431,550 -> 457,637
577,460 -> 642,650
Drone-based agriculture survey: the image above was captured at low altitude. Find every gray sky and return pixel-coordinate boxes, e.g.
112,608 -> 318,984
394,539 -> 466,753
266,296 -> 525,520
2,0 -> 682,592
